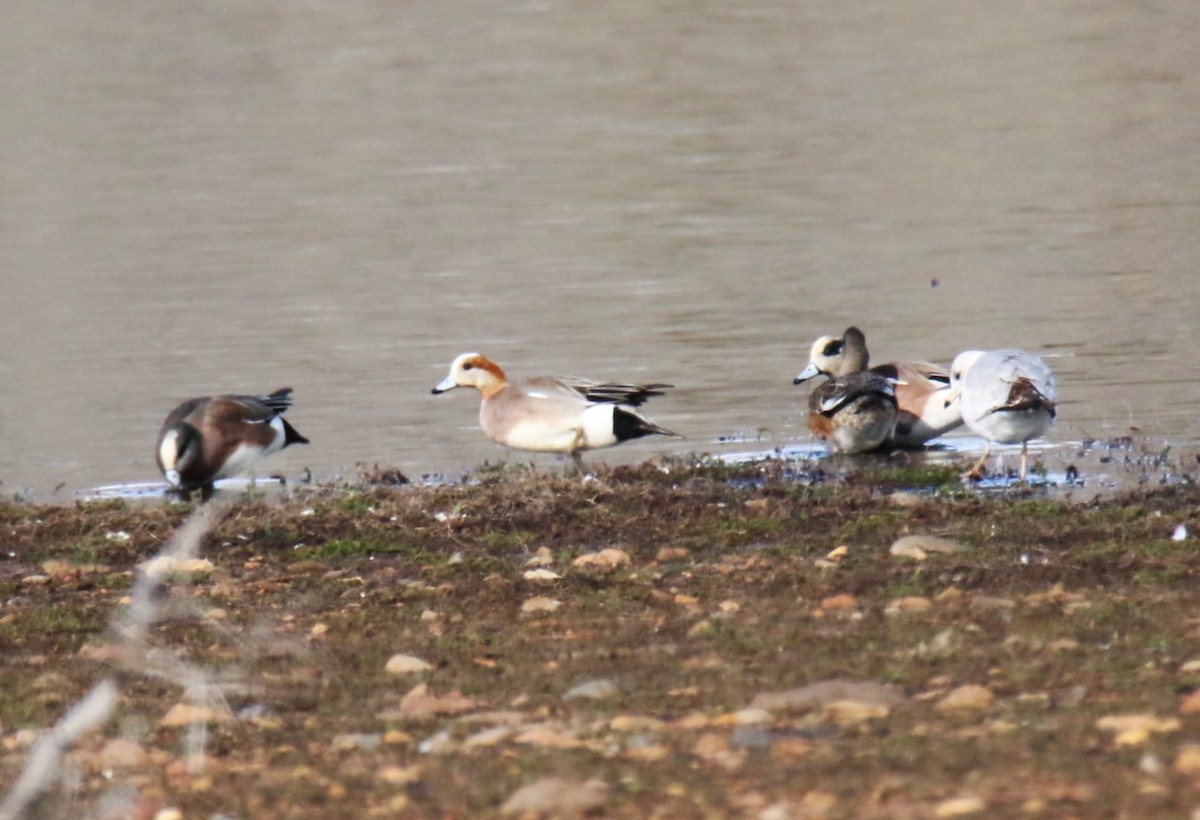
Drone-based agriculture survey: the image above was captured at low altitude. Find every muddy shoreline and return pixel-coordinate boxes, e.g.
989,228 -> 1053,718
3,459 -> 1200,817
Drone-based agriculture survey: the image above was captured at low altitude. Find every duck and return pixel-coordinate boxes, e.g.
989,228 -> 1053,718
794,326 -> 961,447
943,349 -> 1057,481
432,352 -> 678,472
156,388 -> 309,501
800,369 -> 898,454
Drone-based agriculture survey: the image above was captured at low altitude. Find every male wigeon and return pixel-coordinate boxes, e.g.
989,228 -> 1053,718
794,326 -> 962,447
801,370 -> 898,454
156,388 -> 309,501
943,349 -> 1057,481
432,352 -> 679,471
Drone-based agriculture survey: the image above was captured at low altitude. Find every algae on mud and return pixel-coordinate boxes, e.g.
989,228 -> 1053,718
2,460 -> 1200,817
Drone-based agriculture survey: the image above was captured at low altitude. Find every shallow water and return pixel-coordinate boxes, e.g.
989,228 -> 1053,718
2,0 -> 1199,500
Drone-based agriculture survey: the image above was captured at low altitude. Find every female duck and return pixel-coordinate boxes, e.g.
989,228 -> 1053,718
794,326 -> 961,447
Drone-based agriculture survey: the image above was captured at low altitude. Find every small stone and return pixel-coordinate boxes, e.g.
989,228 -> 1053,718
417,730 -> 456,755
310,623 -> 329,637
97,738 -> 146,769
822,699 -> 891,727
154,810 -> 184,820
935,685 -> 993,713
499,777 -> 609,816
687,619 -> 714,638
885,596 -> 933,616
393,683 -> 478,720
889,542 -> 926,561
729,725 -> 773,749
1174,743 -> 1200,774
378,764 -> 422,785
462,726 -> 514,748
889,491 -> 924,508
332,733 -> 383,752
572,548 -> 631,570
752,680 -> 904,713
522,568 -> 560,581
894,535 -> 966,554
691,733 -> 746,770
41,560 -> 111,578
160,703 -> 230,728
141,556 -> 214,579
819,594 -> 858,612
934,796 -> 986,817
1095,713 -> 1179,746
656,547 -> 689,561
712,708 -> 772,726
513,726 -> 584,749
564,678 -> 620,701
520,596 -> 561,615
826,545 -> 849,561
610,715 -> 665,733
524,547 -> 554,567
385,654 -> 433,676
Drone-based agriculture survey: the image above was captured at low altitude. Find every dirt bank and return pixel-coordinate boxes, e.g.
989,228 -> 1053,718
3,460 -> 1200,817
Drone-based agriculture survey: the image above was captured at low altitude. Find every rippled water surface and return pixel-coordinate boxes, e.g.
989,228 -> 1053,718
2,0 -> 1199,499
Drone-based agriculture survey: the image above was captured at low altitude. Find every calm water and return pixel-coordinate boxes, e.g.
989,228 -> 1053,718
2,1 -> 1199,500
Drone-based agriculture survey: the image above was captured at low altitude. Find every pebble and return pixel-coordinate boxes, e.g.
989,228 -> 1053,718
729,725 -> 773,749
752,680 -> 904,713
572,548 -> 631,569
885,596 -> 933,616
936,685 -> 994,713
332,733 -> 383,752
1174,743 -> 1200,775
819,594 -> 858,611
524,547 -> 554,567
610,715 -> 665,733
385,654 -> 433,676
564,678 -> 620,701
499,777 -> 609,816
141,556 -> 214,579
890,535 -> 965,561
934,796 -> 986,817
520,596 -> 561,615
159,703 -> 229,728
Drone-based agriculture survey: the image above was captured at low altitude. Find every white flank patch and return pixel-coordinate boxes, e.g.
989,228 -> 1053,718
580,404 -> 616,448
216,416 -> 286,480
158,429 -> 180,472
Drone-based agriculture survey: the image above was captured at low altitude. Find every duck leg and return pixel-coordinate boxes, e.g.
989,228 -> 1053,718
1019,442 -> 1029,483
964,442 -> 991,481
571,451 -> 587,475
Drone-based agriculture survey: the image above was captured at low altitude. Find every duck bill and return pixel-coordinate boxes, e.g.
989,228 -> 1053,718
431,376 -> 458,395
793,363 -> 822,384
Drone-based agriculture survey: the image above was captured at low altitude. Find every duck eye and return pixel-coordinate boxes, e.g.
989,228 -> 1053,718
823,340 -> 843,356
462,362 -> 474,371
